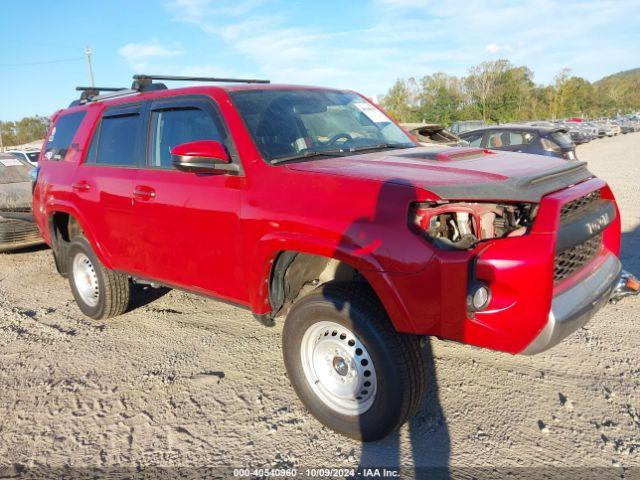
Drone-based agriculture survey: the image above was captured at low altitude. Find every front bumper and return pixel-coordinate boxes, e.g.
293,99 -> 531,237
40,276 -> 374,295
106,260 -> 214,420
522,253 -> 621,354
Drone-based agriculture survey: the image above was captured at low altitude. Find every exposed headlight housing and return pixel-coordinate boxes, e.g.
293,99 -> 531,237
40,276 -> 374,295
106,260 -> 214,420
410,201 -> 538,250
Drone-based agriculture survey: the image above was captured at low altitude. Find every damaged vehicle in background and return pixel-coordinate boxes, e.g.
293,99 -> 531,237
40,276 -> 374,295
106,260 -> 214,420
401,122 -> 467,146
0,153 -> 44,252
459,125 -> 577,160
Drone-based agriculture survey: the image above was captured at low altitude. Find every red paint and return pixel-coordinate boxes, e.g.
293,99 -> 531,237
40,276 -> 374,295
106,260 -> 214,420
33,85 -> 621,354
171,140 -> 230,162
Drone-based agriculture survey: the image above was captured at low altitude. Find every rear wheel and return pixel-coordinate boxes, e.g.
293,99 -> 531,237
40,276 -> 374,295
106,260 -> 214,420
67,236 -> 130,319
282,283 -> 425,441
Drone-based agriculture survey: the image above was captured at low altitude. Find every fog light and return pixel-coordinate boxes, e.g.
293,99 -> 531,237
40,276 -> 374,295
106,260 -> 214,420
467,283 -> 491,311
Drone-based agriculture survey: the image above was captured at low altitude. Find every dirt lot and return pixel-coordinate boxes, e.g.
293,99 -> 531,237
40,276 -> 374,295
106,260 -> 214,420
0,134 -> 639,477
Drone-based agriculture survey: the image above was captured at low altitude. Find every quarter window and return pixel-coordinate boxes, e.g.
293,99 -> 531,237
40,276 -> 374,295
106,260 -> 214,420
44,111 -> 86,161
150,108 -> 223,168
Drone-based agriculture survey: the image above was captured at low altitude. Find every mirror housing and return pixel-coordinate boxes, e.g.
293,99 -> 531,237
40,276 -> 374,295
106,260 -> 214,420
171,140 -> 239,174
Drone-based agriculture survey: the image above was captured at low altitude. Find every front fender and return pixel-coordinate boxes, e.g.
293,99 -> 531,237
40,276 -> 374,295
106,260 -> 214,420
247,231 -> 416,331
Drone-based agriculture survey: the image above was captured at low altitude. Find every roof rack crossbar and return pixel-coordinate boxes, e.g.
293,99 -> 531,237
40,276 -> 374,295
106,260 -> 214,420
132,74 -> 270,84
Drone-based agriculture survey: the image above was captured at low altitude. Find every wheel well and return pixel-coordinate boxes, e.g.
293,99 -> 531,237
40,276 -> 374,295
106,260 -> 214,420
268,252 -> 368,320
49,212 -> 83,275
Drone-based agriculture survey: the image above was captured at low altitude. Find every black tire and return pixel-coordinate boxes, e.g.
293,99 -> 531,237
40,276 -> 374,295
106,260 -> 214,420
67,236 -> 130,319
282,282 -> 425,441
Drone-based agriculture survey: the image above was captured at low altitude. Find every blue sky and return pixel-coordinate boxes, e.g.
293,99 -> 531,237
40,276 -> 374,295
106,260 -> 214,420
1,0 -> 639,121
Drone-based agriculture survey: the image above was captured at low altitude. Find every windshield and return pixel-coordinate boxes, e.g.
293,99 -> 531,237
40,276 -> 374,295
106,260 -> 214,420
230,89 -> 415,162
26,152 -> 40,163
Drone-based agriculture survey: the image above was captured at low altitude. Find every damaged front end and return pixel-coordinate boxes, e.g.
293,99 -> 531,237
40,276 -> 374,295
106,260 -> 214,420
610,270 -> 640,303
410,201 -> 538,250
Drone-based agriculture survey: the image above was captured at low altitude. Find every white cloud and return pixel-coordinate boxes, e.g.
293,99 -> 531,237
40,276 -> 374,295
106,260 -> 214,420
118,39 -> 182,70
485,43 -> 513,53
163,0 -> 640,95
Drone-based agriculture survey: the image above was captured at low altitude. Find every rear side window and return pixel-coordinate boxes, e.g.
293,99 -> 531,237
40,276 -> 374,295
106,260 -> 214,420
44,111 -> 86,161
486,130 -> 533,148
150,108 -> 223,168
88,112 -> 141,166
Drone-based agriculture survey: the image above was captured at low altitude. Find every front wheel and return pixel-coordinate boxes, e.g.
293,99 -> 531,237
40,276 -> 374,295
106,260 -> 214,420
67,236 -> 130,319
282,283 -> 426,441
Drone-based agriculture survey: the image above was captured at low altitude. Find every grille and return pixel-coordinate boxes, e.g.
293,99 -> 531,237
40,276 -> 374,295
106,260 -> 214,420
0,219 -> 42,247
554,234 -> 602,283
560,190 -> 601,222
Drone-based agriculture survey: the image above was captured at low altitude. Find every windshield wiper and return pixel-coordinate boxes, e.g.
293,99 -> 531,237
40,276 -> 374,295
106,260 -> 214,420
270,149 -> 348,165
270,143 -> 413,165
347,143 -> 413,153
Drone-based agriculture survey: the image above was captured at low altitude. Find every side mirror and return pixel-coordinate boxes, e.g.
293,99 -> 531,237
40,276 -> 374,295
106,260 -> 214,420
171,140 -> 239,174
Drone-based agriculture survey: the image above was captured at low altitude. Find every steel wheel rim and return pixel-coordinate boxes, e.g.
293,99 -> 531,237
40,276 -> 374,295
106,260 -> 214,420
72,252 -> 99,307
300,321 -> 377,416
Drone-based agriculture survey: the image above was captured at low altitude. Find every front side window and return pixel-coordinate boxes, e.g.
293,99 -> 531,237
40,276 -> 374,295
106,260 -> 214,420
44,111 -> 86,161
91,113 -> 141,166
149,108 -> 223,168
230,89 -> 414,162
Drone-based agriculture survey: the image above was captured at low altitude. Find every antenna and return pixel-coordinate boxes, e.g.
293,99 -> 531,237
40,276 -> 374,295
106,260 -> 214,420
85,46 -> 95,87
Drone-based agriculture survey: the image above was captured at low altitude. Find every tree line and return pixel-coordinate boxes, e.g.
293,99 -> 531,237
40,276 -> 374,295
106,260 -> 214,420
379,60 -> 640,125
0,116 -> 49,148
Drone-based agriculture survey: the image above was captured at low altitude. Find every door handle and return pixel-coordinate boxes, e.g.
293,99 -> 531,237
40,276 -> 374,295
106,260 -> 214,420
133,185 -> 156,201
71,181 -> 91,192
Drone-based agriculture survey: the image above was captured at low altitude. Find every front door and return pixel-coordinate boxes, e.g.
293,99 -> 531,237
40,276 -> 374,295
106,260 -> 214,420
129,97 -> 245,303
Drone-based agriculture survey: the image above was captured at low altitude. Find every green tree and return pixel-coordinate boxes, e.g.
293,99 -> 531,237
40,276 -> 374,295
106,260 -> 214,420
0,116 -> 48,147
379,79 -> 418,122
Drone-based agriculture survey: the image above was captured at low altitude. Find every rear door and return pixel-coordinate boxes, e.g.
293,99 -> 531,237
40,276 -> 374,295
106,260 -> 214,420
73,104 -> 143,271
129,96 -> 245,302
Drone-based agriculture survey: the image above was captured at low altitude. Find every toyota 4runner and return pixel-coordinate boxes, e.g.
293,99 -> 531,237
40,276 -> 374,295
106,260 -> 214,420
32,75 -> 622,441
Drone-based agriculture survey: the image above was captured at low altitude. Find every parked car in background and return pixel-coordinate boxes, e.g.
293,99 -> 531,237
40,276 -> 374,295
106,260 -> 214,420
401,123 -> 466,146
607,122 -> 621,136
449,120 -> 486,134
459,125 -> 577,160
0,153 -> 43,252
562,122 -> 590,144
6,150 -> 40,166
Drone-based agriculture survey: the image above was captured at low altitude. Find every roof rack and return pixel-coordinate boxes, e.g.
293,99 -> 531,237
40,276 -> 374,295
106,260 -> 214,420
70,74 -> 271,107
132,74 -> 271,90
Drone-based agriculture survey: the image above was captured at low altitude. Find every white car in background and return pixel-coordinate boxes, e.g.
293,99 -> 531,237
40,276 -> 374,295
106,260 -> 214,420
6,150 -> 40,167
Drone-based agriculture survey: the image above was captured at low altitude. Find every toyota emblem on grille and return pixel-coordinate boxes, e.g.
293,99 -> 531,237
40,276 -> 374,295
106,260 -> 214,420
585,212 -> 610,235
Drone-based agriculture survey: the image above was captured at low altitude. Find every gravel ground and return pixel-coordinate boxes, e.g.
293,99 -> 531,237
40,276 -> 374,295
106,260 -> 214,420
0,134 -> 638,478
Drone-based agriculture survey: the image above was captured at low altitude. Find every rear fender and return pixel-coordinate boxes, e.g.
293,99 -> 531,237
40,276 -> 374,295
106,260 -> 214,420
45,202 -> 114,269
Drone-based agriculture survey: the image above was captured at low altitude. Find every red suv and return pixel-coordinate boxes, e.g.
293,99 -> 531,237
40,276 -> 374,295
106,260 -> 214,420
33,75 -> 622,441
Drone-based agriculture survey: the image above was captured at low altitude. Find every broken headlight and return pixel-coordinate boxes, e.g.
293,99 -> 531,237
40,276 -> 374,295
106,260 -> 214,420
410,201 -> 538,250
